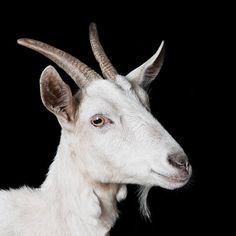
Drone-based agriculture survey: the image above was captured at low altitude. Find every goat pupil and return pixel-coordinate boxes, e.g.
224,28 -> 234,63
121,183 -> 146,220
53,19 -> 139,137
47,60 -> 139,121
94,118 -> 102,124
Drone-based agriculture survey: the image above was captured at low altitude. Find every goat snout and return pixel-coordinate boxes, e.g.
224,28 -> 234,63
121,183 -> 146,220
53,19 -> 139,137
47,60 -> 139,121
168,152 -> 190,172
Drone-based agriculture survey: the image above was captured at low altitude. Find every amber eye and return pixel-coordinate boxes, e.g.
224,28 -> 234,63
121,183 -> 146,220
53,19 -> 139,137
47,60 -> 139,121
91,115 -> 106,127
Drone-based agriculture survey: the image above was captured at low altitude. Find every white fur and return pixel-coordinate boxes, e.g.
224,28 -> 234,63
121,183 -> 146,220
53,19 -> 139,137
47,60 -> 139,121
0,42 -> 191,235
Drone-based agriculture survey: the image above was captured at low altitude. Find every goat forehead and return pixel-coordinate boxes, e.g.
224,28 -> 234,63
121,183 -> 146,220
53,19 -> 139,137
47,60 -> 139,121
85,79 -> 138,103
77,79 -> 147,117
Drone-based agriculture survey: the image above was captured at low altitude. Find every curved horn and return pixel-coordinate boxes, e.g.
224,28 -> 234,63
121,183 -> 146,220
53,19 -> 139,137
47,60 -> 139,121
17,38 -> 103,88
89,23 -> 118,80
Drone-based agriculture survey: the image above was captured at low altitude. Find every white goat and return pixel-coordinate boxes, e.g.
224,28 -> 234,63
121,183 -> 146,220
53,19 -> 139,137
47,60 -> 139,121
0,23 -> 192,236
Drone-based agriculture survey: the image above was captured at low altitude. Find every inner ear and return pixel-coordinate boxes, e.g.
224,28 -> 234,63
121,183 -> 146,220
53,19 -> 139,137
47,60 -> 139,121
126,41 -> 165,89
40,66 -> 76,123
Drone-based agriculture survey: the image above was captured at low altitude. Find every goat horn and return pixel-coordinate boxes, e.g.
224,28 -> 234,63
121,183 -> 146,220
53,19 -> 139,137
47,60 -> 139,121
17,38 -> 103,88
89,23 -> 118,80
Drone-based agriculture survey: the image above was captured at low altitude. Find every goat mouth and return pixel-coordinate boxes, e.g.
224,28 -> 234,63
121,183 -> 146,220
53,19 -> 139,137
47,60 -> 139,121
150,169 -> 190,184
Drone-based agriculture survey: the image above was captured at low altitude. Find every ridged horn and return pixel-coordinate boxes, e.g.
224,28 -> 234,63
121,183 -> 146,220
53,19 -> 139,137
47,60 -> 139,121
89,23 -> 118,80
17,38 -> 103,88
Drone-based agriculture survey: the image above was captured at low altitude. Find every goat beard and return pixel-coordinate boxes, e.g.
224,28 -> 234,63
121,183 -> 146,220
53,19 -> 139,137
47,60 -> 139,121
138,186 -> 152,220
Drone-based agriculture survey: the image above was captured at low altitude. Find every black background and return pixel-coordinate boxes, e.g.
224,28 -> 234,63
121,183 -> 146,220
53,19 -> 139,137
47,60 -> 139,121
0,1 -> 232,235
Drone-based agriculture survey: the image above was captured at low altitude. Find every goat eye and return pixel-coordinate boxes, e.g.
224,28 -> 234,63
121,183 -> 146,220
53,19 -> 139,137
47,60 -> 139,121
91,115 -> 106,127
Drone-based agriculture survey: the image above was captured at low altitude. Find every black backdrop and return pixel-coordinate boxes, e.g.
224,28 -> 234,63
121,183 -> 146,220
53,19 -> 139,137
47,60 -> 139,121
0,1 -> 231,235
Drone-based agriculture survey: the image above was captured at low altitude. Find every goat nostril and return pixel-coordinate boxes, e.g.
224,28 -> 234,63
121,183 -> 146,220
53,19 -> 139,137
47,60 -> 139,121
177,159 -> 186,166
168,153 -> 188,170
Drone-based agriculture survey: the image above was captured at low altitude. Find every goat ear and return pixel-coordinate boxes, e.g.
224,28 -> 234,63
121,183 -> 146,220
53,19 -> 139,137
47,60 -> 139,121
126,41 -> 165,89
40,66 -> 75,127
